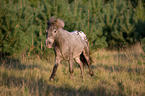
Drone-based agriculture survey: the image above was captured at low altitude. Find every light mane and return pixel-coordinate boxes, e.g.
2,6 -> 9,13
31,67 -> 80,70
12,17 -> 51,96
47,17 -> 65,28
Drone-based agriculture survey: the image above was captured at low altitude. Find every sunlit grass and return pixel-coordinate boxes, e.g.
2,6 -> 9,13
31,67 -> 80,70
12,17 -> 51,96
0,44 -> 145,96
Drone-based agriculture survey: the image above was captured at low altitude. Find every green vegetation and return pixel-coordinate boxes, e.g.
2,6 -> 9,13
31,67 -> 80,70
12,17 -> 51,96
0,0 -> 145,96
0,0 -> 145,57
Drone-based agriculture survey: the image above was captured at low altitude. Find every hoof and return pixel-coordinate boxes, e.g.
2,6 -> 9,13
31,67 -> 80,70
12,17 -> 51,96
80,76 -> 84,78
49,77 -> 54,81
90,71 -> 94,76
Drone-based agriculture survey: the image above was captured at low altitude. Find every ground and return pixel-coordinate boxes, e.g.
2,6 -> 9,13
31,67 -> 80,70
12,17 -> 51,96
0,44 -> 145,96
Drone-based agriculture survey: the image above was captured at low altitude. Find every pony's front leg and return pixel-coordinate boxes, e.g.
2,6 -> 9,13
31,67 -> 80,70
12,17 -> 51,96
49,57 -> 61,81
69,57 -> 74,79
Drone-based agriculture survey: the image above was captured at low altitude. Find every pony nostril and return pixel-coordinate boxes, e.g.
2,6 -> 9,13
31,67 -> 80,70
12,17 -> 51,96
45,41 -> 51,45
48,41 -> 51,44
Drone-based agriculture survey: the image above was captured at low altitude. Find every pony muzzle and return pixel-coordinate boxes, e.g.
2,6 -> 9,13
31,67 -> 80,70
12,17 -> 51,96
46,42 -> 52,48
45,39 -> 54,48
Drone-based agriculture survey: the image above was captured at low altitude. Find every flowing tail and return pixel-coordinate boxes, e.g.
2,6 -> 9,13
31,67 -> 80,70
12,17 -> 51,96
80,53 -> 93,67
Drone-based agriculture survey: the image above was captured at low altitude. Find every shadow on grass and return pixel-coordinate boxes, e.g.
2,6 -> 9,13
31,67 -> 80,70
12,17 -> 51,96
1,71 -> 113,96
45,84 -> 111,96
0,57 -> 45,71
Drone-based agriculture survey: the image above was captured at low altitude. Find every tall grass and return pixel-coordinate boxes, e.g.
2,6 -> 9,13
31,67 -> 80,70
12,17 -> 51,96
0,44 -> 145,96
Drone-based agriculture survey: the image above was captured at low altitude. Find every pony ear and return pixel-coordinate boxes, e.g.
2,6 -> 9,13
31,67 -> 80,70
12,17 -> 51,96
47,17 -> 55,26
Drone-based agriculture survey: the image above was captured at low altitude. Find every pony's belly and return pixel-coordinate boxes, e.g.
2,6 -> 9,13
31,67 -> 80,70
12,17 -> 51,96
61,46 -> 84,60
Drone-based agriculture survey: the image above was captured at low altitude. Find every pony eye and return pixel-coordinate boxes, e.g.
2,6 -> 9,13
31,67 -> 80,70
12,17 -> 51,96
54,31 -> 57,33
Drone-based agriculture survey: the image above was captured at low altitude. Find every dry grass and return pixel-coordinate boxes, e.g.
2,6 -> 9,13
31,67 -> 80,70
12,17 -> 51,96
0,44 -> 145,96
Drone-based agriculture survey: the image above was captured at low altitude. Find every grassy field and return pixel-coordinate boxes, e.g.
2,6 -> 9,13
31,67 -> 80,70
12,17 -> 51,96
0,44 -> 145,96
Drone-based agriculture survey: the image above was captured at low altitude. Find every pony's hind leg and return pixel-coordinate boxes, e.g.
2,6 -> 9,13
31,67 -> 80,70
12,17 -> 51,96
83,49 -> 94,76
69,57 -> 74,78
75,57 -> 84,78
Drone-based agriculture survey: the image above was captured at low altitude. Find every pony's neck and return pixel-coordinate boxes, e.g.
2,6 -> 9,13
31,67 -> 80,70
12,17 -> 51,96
55,28 -> 70,48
